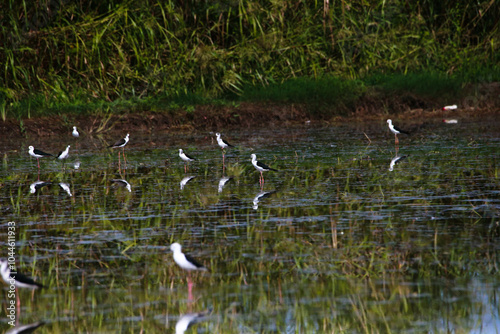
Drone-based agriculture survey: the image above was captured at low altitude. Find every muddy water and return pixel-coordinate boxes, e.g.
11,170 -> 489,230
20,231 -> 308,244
0,117 -> 499,333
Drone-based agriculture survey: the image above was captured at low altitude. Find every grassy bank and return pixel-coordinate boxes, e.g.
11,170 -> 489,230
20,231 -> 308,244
1,0 -> 499,120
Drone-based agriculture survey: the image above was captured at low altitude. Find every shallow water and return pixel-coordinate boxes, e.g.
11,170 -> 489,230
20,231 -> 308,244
0,117 -> 499,333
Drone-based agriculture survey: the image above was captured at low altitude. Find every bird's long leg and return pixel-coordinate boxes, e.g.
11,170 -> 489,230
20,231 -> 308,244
118,151 -> 121,170
187,273 -> 194,301
16,288 -> 20,323
184,163 -> 187,173
123,147 -> 127,165
395,133 -> 399,145
37,158 -> 40,169
222,150 -> 225,170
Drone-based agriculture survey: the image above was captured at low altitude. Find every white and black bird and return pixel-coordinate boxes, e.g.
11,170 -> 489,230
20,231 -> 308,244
216,132 -> 234,167
215,132 -> 234,150
386,119 -> 409,144
0,259 -> 43,290
389,155 -> 408,172
251,154 -> 278,185
175,311 -> 210,334
109,133 -> 129,149
72,126 -> 80,138
29,181 -> 51,194
56,145 -> 70,161
170,242 -> 208,299
28,146 -> 53,169
112,179 -> 132,192
108,133 -> 129,166
179,149 -> 196,173
170,243 -> 207,272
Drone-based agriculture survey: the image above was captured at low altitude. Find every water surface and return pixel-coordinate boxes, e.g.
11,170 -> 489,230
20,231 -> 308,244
0,117 -> 499,333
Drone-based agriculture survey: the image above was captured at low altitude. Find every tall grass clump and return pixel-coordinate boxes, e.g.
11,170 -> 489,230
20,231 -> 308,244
0,0 -> 498,118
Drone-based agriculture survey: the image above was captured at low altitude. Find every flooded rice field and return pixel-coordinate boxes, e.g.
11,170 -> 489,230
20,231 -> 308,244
0,117 -> 499,333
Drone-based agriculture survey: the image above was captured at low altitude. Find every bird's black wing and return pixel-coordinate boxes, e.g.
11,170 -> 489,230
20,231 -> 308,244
34,182 -> 52,190
184,253 -> 206,269
393,125 -> 410,135
257,161 -> 278,171
33,149 -> 53,157
12,272 -> 44,288
109,138 -> 126,148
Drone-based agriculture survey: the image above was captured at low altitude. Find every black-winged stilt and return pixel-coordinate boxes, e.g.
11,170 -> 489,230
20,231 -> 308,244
0,259 -> 43,289
175,311 -> 210,334
216,132 -> 234,167
30,181 -> 51,194
109,133 -> 129,167
180,176 -> 196,190
28,146 -> 53,169
56,145 -> 70,161
72,126 -> 80,138
386,119 -> 409,145
170,242 -> 207,298
251,154 -> 278,185
112,179 -> 132,192
389,155 -> 408,172
0,259 -> 43,319
179,149 -> 196,173
171,243 -> 207,272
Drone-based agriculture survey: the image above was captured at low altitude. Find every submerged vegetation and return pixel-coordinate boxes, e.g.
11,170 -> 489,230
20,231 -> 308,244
1,0 -> 499,119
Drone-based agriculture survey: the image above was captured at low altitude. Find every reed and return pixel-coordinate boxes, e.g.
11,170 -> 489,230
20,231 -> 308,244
1,0 -> 498,119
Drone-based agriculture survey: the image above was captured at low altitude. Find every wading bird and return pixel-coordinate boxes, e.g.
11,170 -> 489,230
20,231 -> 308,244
179,149 -> 196,173
108,133 -> 129,167
386,119 -> 409,145
28,146 -> 53,169
170,243 -> 207,299
216,132 -> 234,167
251,154 -> 278,186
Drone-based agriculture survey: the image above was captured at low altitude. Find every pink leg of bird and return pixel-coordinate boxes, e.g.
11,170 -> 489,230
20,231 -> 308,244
37,158 -> 40,169
123,148 -> 127,165
16,289 -> 20,321
187,275 -> 194,301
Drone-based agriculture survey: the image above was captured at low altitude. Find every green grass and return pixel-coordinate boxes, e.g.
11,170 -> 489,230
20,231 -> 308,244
1,0 -> 499,119
5,67 -> 500,120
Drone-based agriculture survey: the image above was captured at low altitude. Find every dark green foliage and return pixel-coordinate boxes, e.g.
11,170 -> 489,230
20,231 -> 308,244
0,0 -> 498,117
